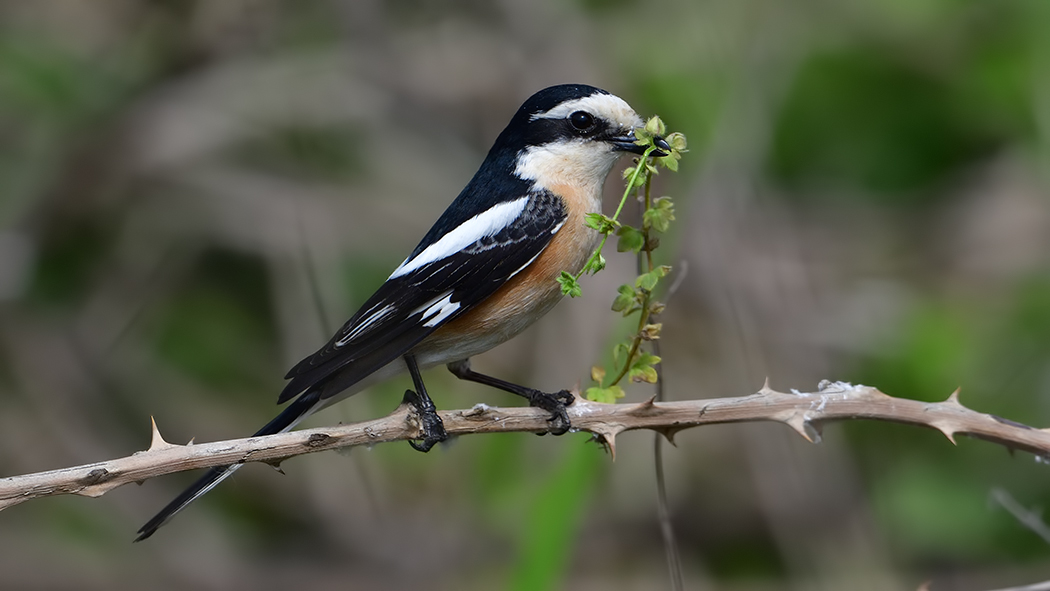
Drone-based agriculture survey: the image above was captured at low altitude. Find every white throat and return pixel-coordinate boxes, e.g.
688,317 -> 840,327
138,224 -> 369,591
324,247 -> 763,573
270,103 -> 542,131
514,141 -> 621,196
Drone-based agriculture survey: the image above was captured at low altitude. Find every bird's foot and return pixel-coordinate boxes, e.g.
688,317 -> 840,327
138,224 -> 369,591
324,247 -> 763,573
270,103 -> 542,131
402,389 -> 448,452
525,389 -> 575,436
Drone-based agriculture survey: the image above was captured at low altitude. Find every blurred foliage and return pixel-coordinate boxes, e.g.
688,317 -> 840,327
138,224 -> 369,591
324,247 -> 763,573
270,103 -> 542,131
509,441 -> 601,591
229,125 -> 368,181
27,219 -> 112,307
153,250 -> 279,392
2,1 -> 1050,590
772,49 -> 996,200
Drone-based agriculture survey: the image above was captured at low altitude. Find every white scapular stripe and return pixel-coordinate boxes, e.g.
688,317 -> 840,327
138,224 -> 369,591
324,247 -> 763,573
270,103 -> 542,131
410,293 -> 449,316
421,293 -> 461,327
409,292 -> 460,328
389,197 -> 529,279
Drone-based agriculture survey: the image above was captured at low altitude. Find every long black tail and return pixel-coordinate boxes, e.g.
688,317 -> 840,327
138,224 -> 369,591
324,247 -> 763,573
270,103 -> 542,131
134,389 -> 323,541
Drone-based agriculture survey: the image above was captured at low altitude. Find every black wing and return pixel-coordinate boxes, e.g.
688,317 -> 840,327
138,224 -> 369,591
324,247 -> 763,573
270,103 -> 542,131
278,191 -> 567,403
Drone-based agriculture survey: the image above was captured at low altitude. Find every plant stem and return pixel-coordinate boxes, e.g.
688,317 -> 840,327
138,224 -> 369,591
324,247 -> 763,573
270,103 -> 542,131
608,172 -> 657,388
573,145 -> 659,282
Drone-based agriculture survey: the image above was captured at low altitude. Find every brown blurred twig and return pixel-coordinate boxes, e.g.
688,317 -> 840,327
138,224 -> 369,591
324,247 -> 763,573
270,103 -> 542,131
2,381 -> 1049,511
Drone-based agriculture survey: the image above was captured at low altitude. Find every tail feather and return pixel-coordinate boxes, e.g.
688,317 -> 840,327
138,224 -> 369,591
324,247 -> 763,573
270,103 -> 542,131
134,389 -> 323,542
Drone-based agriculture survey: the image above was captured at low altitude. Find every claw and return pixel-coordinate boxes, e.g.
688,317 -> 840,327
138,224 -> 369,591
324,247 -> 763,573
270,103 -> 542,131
527,389 -> 575,436
402,389 -> 448,453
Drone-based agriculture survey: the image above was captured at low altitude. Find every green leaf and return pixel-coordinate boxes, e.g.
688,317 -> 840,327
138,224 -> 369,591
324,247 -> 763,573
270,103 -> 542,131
629,352 -> 662,383
629,366 -> 659,383
636,266 -> 671,292
666,132 -> 688,152
623,161 -> 650,190
634,352 -> 662,368
612,342 -> 631,365
616,225 -> 645,253
636,271 -> 658,291
583,253 -> 606,274
557,271 -> 581,298
584,213 -> 619,234
628,172 -> 647,191
643,197 -> 676,232
585,385 -> 625,403
611,284 -> 634,312
611,284 -> 641,316
645,115 -> 667,137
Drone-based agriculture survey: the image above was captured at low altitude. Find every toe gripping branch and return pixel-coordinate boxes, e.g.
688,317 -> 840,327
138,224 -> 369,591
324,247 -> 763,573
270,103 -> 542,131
403,355 -> 448,453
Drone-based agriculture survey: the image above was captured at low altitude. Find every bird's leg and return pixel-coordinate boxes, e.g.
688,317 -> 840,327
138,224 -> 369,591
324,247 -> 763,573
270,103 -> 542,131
403,354 -> 448,452
447,359 -> 574,435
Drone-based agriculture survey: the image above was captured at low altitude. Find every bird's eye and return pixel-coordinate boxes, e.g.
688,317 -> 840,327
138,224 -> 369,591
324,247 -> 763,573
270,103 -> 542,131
569,111 -> 595,131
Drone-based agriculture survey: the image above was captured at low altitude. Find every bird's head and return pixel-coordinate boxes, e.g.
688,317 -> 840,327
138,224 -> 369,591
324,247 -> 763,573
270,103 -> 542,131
487,84 -> 666,195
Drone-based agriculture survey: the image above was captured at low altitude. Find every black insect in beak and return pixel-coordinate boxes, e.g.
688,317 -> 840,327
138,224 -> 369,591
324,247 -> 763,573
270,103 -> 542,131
609,130 -> 670,157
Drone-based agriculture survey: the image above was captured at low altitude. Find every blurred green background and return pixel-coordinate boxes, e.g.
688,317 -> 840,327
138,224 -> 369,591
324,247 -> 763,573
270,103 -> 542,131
1,1 -> 1049,589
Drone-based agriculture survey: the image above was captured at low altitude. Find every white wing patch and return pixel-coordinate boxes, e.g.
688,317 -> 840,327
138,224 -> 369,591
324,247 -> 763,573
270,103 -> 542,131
389,197 -> 530,279
411,292 -> 461,327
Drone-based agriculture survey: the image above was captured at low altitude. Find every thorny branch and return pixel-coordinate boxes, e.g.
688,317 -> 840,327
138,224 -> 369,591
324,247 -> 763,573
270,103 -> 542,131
2,381 -> 1050,512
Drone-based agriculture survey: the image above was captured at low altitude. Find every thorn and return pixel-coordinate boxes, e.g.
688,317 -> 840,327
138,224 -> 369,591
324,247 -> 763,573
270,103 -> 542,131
186,437 -> 195,445
932,421 -> 958,445
946,388 -> 962,405
590,427 -> 619,460
265,461 -> 286,475
759,377 -> 774,395
628,396 -> 658,416
656,426 -> 682,446
148,416 -> 179,452
785,414 -> 822,444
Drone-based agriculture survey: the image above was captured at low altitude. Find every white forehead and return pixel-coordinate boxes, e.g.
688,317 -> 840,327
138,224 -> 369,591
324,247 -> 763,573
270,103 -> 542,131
530,92 -> 642,130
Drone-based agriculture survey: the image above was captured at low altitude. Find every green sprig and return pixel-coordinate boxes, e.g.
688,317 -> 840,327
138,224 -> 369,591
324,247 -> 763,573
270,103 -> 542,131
560,142 -> 661,296
571,114 -> 687,402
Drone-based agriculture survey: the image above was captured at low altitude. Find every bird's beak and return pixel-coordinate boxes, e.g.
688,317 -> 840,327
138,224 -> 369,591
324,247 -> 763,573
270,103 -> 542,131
609,131 -> 671,157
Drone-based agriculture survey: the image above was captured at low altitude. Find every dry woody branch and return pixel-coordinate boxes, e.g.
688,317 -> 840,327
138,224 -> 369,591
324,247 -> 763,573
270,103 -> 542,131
2,381 -> 1048,511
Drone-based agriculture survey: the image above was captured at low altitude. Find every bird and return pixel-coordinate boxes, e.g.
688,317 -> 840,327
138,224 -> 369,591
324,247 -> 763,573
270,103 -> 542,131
135,83 -> 667,541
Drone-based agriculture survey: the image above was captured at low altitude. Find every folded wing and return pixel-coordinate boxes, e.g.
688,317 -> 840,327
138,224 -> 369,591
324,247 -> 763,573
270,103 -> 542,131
279,191 -> 567,403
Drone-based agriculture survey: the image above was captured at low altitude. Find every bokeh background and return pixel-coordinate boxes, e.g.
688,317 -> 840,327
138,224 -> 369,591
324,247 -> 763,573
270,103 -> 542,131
2,1 -> 1050,589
